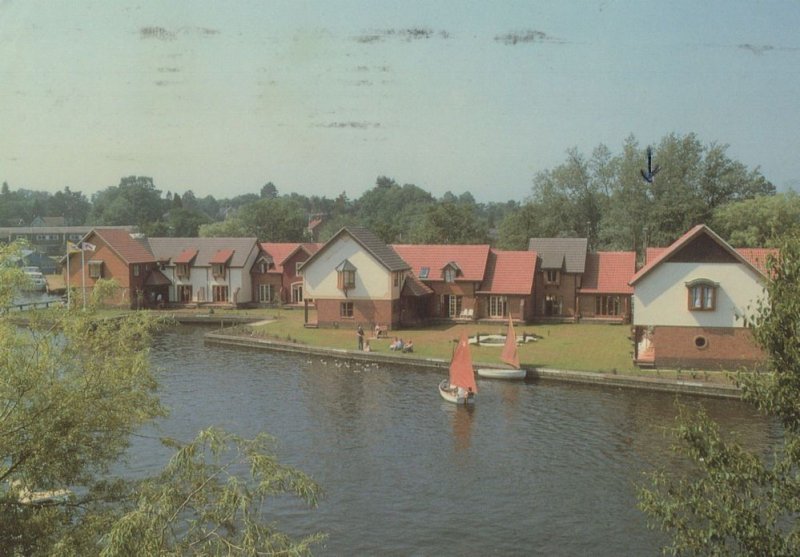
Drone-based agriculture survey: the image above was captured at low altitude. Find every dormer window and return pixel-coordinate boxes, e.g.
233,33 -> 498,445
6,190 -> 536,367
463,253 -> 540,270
176,263 -> 190,278
335,259 -> 357,290
442,262 -> 461,283
212,263 -> 226,279
545,270 -> 560,285
687,279 -> 718,311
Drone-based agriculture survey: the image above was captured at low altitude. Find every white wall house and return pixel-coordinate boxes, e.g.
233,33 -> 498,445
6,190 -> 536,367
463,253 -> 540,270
148,237 -> 260,305
629,224 -> 773,370
300,227 -> 410,327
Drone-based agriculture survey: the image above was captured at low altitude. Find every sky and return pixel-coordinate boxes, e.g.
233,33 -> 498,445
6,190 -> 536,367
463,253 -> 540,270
2,1 -> 799,203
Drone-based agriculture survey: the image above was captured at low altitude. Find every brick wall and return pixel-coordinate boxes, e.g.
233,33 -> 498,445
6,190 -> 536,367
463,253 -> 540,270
534,272 -> 580,318
315,298 -> 395,329
654,326 -> 766,370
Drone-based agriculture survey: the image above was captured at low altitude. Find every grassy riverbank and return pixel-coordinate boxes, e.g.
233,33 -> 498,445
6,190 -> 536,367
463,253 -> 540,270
207,307 -> 735,385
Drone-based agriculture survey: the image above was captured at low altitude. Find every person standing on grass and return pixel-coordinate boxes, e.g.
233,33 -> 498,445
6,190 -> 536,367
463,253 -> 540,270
357,324 -> 364,350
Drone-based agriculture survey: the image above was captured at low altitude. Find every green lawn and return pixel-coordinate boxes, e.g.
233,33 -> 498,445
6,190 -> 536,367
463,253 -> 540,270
229,308 -> 641,374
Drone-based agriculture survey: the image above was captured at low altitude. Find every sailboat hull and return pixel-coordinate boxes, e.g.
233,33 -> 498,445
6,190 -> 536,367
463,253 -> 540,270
439,379 -> 475,404
476,367 -> 526,380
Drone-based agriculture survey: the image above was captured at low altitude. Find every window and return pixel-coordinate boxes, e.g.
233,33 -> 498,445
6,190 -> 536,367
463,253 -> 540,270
340,301 -> 354,318
443,295 -> 462,317
178,285 -> 193,303
212,285 -> 228,302
489,295 -> 508,318
176,263 -> 190,278
595,295 -> 621,316
296,261 -> 303,275
259,284 -> 274,302
444,267 -> 456,283
133,264 -> 140,277
88,261 -> 103,279
393,271 -> 401,287
687,280 -> 717,311
292,283 -> 303,303
212,264 -> 226,279
544,295 -> 562,316
419,267 -> 430,279
545,270 -> 560,285
336,259 -> 357,290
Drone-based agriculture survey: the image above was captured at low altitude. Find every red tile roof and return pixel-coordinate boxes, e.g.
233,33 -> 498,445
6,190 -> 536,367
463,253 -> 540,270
209,249 -> 234,265
391,244 -> 491,282
260,242 -> 320,273
174,248 -> 198,264
737,248 -> 778,276
91,228 -> 155,264
579,251 -> 636,294
478,250 -> 537,295
630,225 -> 771,285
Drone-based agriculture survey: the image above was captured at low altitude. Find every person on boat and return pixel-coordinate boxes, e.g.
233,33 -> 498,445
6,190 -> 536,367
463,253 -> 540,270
356,324 -> 364,350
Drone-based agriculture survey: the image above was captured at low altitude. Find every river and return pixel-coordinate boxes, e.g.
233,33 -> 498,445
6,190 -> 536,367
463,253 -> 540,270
124,325 -> 777,556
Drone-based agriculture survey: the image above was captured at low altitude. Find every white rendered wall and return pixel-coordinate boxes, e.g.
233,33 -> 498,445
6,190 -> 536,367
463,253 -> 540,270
633,262 -> 766,328
303,235 -> 392,300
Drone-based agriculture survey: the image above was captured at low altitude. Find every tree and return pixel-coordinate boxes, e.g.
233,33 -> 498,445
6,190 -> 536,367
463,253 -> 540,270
0,244 -> 323,555
410,202 -> 489,244
712,192 -> 800,248
638,234 -> 800,556
89,176 -> 167,234
260,182 -> 278,199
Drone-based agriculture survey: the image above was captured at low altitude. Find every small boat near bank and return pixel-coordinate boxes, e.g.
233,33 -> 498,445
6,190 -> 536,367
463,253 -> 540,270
476,316 -> 526,380
439,333 -> 478,404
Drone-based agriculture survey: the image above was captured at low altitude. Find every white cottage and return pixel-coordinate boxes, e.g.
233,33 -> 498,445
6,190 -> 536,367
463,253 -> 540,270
629,224 -> 774,370
299,226 -> 415,328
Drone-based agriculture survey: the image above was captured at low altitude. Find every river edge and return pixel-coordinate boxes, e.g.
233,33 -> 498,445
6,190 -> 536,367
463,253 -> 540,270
204,331 -> 741,400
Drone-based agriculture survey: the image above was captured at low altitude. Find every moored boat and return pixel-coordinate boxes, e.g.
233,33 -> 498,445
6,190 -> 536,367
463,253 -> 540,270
476,316 -> 526,379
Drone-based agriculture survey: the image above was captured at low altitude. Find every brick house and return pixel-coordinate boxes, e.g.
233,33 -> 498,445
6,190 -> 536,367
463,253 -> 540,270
528,237 -> 589,321
392,244 -> 537,322
391,244 -> 491,320
300,227 -> 417,328
252,242 -> 320,305
577,251 -> 636,322
629,224 -> 774,370
64,228 -> 161,308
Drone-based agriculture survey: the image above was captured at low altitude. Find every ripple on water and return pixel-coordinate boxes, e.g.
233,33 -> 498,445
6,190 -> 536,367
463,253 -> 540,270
121,326 -> 775,556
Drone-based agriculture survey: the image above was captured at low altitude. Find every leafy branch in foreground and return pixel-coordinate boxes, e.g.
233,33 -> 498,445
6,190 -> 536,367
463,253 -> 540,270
638,234 -> 800,556
0,244 -> 324,556
102,428 -> 325,556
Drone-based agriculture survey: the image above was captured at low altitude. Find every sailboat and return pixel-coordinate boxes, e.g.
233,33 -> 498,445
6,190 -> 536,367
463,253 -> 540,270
439,333 -> 478,404
476,316 -> 526,379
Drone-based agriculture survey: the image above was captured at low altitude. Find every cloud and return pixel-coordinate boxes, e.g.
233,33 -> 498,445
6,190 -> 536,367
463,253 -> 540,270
140,26 -> 221,41
494,29 -> 564,45
736,43 -> 799,55
353,28 -> 450,44
318,122 -> 382,129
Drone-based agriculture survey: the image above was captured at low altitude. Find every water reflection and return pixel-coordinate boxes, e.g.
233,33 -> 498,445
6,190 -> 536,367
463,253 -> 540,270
128,326 -> 779,556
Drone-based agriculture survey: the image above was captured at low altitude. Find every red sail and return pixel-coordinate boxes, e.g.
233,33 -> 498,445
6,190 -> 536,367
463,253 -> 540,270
500,316 -> 520,369
450,333 -> 478,393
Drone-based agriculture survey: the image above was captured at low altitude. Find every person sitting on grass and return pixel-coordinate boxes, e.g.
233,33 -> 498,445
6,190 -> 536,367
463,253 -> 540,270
402,339 -> 414,353
363,340 -> 372,352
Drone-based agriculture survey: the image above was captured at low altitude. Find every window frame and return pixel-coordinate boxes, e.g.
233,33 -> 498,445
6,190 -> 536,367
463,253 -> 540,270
686,280 -> 717,311
489,295 -> 508,318
340,301 -> 354,318
545,269 -> 560,285
88,260 -> 103,279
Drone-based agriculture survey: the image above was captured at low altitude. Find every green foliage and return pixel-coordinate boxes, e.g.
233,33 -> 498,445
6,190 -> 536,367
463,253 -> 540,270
0,250 -> 324,555
638,234 -> 800,556
712,192 -> 800,248
102,428 -> 325,556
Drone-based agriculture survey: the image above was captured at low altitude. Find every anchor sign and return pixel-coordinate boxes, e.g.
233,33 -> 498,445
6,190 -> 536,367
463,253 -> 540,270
640,146 -> 661,183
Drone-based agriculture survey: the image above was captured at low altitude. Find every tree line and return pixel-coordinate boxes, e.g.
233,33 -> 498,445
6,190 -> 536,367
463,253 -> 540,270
2,132 -> 798,253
